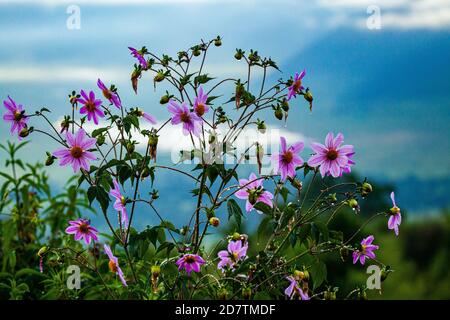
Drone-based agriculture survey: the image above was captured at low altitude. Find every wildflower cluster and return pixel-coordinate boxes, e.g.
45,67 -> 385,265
1,37 -> 402,300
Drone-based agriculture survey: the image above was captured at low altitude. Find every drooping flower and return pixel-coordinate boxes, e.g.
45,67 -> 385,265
352,235 -> 379,265
104,244 -> 127,287
128,47 -> 148,69
65,218 -> 99,245
136,109 -> 157,125
287,70 -> 306,101
53,128 -> 97,172
284,276 -> 310,300
217,240 -> 248,272
307,132 -> 354,178
235,172 -> 274,213
3,96 -> 29,139
167,100 -> 202,137
77,90 -> 104,125
388,191 -> 402,236
97,79 -> 121,109
194,86 -> 209,117
109,179 -> 129,228
176,253 -> 205,276
273,136 -> 304,181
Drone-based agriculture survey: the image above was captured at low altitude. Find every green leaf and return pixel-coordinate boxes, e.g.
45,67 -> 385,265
253,202 -> 272,215
311,261 -> 327,290
311,221 -> 329,243
227,199 -> 243,228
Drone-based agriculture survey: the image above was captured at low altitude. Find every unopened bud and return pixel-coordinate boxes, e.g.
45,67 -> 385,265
154,72 -> 165,83
361,182 -> 373,197
218,288 -> 228,300
348,199 -> 359,210
96,135 -> 105,146
19,127 -> 31,138
257,119 -> 266,134
304,89 -> 313,111
281,99 -> 289,112
232,232 -> 241,241
151,265 -> 161,278
160,95 -> 170,104
209,217 -> 220,227
37,246 -> 48,257
214,36 -> 222,47
242,287 -> 252,300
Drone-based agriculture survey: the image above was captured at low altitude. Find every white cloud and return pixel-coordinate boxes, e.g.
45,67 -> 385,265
319,0 -> 450,30
0,0 -> 235,5
0,63 -> 248,84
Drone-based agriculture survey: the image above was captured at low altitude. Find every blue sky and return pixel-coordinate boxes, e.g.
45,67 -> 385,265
1,0 -> 450,221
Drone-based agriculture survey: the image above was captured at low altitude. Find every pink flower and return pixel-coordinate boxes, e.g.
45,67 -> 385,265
53,129 -> 97,173
65,218 -> 98,245
3,96 -> 28,139
104,244 -> 127,287
167,100 -> 202,137
307,132 -> 354,178
235,172 -> 274,213
287,70 -> 306,101
128,47 -> 148,69
142,112 -> 157,124
176,254 -> 205,276
284,276 -> 309,300
273,136 -> 304,181
352,235 -> 379,265
217,240 -> 248,272
78,90 -> 104,125
194,86 -> 209,117
109,179 -> 129,228
97,78 -> 121,109
388,192 -> 402,236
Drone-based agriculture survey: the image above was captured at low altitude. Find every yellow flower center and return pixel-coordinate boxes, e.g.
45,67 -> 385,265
293,79 -> 302,92
14,111 -> 23,121
102,89 -> 112,100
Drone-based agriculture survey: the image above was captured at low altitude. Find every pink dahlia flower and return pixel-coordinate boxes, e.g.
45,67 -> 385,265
285,276 -> 309,300
352,235 -> 379,265
307,132 -> 354,178
65,218 -> 98,245
141,112 -> 157,124
235,172 -> 274,213
53,128 -> 97,173
167,100 -> 202,137
287,70 -> 306,101
273,136 -> 304,181
128,47 -> 148,69
97,78 -> 121,109
109,179 -> 129,228
176,253 -> 205,276
78,90 -> 104,125
194,86 -> 209,117
3,96 -> 28,139
388,191 -> 401,236
104,244 -> 127,287
217,240 -> 248,272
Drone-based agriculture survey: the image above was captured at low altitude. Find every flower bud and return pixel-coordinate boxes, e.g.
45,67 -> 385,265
19,127 -> 31,138
257,119 -> 266,134
380,266 -> 391,282
148,133 -> 159,161
131,69 -> 141,94
37,246 -> 48,257
232,232 -> 241,241
348,199 -> 359,210
234,49 -> 244,60
209,217 -> 220,227
361,182 -> 373,197
214,36 -> 222,47
126,142 -> 135,154
45,154 -> 55,166
192,46 -> 201,57
96,134 -> 105,146
151,189 -> 159,200
160,94 -> 170,104
274,107 -> 283,120
151,265 -> 161,278
290,178 -> 303,192
154,71 -> 165,83
281,99 -> 289,112
242,287 -> 252,300
141,167 -> 151,179
304,89 -> 313,111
